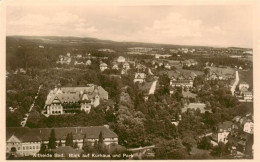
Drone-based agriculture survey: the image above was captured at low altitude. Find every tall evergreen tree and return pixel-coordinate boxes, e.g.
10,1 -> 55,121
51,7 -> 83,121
48,129 -> 56,149
98,131 -> 104,144
39,142 -> 46,154
65,132 -> 74,147
82,134 -> 86,147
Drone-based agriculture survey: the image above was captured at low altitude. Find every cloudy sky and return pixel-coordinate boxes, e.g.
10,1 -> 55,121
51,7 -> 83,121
6,4 -> 254,48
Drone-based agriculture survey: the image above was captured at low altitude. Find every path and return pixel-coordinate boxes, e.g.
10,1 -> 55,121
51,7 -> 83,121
149,80 -> 157,95
231,70 -> 239,96
21,84 -> 43,127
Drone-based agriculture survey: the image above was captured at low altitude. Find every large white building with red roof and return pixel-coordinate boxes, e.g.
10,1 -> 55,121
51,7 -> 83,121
44,84 -> 108,115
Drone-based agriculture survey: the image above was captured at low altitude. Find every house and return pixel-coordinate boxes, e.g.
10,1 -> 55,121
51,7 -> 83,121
134,73 -> 146,83
44,84 -> 108,115
239,82 -> 249,91
169,71 -> 196,88
207,71 -> 224,80
6,126 -> 118,156
117,56 -> 126,63
74,61 -> 85,65
217,121 -> 233,144
14,68 -> 27,74
98,49 -> 115,52
182,103 -> 210,114
243,91 -> 253,101
232,116 -> 241,122
100,62 -> 108,72
6,127 -> 41,156
86,60 -> 92,65
123,62 -> 130,70
136,63 -> 146,71
76,54 -> 82,58
164,63 -> 171,69
183,59 -> 198,67
121,69 -> 128,75
112,64 -> 119,70
243,121 -> 253,134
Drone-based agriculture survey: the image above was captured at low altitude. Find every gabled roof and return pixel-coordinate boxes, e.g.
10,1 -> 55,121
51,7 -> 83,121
46,86 -> 108,105
100,63 -> 108,67
6,127 -> 42,142
218,121 -> 233,131
135,73 -> 146,79
7,126 -> 118,142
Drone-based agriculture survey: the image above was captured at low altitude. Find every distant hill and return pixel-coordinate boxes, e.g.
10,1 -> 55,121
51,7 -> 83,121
7,35 -> 250,50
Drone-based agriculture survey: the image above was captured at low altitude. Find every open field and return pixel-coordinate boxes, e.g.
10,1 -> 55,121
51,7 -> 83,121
238,70 -> 253,88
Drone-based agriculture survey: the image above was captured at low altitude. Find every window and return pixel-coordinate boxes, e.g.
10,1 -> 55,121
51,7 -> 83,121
23,147 -> 25,150
18,147 -> 20,150
36,146 -> 39,149
30,146 -> 32,150
33,146 -> 35,149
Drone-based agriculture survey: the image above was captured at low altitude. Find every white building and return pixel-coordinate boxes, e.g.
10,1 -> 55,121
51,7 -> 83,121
239,82 -> 249,91
117,56 -> 126,63
100,62 -> 108,72
134,73 -> 146,83
243,121 -> 253,134
112,64 -> 119,70
217,121 -> 233,144
86,60 -> 92,65
123,62 -> 130,70
7,126 -> 118,157
44,85 -> 108,115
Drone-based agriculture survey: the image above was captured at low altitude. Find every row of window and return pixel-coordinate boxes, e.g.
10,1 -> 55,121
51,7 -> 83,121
22,145 -> 39,151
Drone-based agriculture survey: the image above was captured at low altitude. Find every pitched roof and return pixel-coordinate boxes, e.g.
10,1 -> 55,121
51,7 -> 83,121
6,127 -> 42,142
218,121 -> 233,131
46,85 -> 108,105
135,73 -> 146,79
7,126 -> 118,142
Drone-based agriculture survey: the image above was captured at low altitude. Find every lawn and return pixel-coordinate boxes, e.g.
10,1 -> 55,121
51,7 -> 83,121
238,70 -> 253,88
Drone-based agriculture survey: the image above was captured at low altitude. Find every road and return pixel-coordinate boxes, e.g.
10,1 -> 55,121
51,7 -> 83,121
231,70 -> 239,96
21,84 -> 43,127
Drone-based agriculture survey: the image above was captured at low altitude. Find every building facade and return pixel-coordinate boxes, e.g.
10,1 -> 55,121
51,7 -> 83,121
45,84 -> 108,115
6,126 -> 118,157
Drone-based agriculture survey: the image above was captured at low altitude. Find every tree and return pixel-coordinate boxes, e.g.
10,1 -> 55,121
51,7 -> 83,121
197,136 -> 212,150
98,131 -> 104,144
210,142 -> 229,157
65,132 -> 74,147
48,129 -> 57,149
39,143 -> 46,154
182,137 -> 196,154
155,139 -> 187,159
83,141 -> 94,154
73,141 -> 79,149
58,139 -> 62,146
82,134 -> 86,146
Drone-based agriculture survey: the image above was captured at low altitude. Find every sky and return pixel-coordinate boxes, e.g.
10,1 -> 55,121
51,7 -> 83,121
6,4 -> 254,48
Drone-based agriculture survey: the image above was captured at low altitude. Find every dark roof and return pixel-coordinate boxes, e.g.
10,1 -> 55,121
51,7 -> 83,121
6,127 -> 42,142
46,86 -> 108,105
218,121 -> 233,131
7,126 -> 118,142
